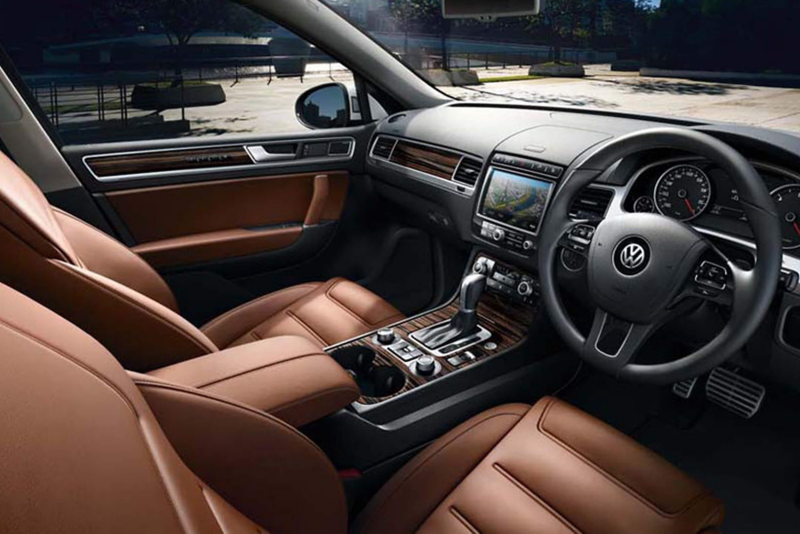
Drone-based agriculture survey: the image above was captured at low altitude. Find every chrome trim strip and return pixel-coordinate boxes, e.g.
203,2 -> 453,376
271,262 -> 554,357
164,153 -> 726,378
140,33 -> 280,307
408,321 -> 493,358
83,136 -> 356,182
593,311 -> 634,358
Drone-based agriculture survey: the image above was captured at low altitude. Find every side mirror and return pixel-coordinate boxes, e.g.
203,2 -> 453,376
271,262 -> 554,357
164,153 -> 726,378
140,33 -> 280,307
295,83 -> 350,129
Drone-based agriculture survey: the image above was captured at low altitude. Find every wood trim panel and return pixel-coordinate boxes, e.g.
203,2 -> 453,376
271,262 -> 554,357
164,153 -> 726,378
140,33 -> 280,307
106,172 -> 349,244
334,269 -> 538,405
87,146 -> 253,177
389,140 -> 462,181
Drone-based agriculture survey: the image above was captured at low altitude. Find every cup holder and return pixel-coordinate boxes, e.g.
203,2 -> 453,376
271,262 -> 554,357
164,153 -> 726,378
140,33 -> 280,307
330,346 -> 407,399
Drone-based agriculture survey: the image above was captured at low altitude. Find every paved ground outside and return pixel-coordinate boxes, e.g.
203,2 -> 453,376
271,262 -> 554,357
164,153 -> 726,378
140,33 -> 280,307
445,64 -> 800,134
59,63 -> 800,139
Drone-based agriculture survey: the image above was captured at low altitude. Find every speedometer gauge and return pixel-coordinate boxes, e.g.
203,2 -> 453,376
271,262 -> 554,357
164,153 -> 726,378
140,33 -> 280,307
654,165 -> 712,221
771,184 -> 800,249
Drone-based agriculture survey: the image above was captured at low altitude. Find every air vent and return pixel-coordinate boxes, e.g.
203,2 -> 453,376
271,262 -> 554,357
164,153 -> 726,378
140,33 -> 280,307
453,157 -> 483,187
371,136 -> 396,160
569,187 -> 614,220
706,367 -> 765,419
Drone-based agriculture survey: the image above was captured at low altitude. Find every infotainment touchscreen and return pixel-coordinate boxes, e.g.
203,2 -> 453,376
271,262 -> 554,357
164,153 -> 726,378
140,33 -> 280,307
480,168 -> 554,234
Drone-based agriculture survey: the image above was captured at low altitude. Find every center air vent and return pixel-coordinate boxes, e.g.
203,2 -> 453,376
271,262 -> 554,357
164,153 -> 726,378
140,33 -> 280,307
371,136 -> 396,160
569,187 -> 614,220
453,157 -> 483,187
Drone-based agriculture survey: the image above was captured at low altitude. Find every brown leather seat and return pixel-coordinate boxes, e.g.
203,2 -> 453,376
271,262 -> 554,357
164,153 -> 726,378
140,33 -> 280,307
0,281 -> 724,534
0,152 -> 403,371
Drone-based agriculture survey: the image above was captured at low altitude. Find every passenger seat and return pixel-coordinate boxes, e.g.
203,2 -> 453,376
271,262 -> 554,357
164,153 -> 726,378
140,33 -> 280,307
0,152 -> 403,371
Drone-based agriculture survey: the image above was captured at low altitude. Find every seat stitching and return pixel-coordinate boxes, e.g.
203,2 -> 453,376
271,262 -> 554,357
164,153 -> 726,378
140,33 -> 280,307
356,410 -> 527,534
0,319 -> 189,534
54,261 -> 216,354
192,351 -> 333,389
285,310 -> 329,346
325,279 -> 401,327
492,463 -> 581,533
323,280 -> 375,327
449,507 -> 481,534
201,283 -> 320,331
539,398 -> 711,518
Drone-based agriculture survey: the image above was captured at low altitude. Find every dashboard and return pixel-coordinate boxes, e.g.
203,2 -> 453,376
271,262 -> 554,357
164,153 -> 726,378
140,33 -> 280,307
365,102 -> 800,391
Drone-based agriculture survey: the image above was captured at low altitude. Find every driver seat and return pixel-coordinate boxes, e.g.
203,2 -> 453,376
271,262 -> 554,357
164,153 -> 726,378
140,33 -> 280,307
0,281 -> 724,534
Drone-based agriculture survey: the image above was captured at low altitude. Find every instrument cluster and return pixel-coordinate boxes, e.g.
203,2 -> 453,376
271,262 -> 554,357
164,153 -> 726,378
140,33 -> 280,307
625,158 -> 800,250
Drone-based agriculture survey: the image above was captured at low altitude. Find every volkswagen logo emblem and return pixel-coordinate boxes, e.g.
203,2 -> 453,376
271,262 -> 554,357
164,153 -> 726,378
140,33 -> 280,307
613,237 -> 650,276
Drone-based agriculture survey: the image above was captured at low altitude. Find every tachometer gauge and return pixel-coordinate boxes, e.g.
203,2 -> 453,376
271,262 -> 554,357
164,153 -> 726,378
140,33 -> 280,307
770,184 -> 800,249
633,196 -> 655,213
654,165 -> 712,221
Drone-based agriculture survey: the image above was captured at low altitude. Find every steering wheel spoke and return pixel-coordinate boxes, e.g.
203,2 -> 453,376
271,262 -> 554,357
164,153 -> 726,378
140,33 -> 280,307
671,245 -> 736,307
583,308 -> 657,374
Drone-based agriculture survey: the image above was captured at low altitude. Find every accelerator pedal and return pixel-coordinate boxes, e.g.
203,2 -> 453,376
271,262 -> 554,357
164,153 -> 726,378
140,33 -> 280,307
705,367 -> 765,419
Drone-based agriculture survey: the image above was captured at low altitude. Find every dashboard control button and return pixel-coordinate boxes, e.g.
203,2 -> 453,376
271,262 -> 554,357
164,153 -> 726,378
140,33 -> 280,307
447,355 -> 466,367
416,355 -> 436,376
492,228 -> 506,242
523,240 -> 534,251
517,281 -> 533,297
376,328 -> 396,345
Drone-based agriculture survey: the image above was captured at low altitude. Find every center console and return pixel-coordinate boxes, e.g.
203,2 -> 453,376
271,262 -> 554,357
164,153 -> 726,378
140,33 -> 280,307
472,153 -> 564,256
328,253 -> 540,407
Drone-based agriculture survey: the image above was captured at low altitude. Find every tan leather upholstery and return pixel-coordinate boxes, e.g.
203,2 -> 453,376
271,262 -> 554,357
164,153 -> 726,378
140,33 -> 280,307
145,335 -> 360,427
0,281 -> 276,534
202,277 -> 405,349
54,207 -> 180,310
356,397 -> 725,534
106,171 -> 349,244
0,152 -> 402,370
0,280 -> 722,534
132,226 -> 303,268
131,370 -> 348,534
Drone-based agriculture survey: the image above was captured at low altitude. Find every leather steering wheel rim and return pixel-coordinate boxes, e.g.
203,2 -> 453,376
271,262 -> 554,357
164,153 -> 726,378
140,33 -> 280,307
538,127 -> 783,385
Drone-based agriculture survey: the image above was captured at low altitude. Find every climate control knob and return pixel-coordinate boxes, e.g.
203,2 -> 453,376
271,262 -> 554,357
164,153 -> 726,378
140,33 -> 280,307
492,228 -> 506,242
376,328 -> 396,345
517,281 -> 533,297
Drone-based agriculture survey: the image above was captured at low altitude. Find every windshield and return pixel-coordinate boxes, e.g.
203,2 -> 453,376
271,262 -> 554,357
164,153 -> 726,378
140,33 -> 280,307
323,0 -> 800,136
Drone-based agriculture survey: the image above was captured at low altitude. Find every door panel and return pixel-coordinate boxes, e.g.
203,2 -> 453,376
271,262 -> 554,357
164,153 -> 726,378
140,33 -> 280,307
104,171 -> 348,268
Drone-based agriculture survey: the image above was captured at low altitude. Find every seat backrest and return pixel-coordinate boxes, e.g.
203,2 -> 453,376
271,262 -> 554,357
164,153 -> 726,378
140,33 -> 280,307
0,281 -> 265,534
0,152 -> 217,370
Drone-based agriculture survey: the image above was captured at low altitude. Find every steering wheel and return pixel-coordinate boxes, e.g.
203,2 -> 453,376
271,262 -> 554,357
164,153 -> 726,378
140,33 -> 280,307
538,128 -> 782,385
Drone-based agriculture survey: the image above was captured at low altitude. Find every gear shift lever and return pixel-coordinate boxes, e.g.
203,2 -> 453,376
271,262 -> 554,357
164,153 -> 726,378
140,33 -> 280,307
416,273 -> 486,349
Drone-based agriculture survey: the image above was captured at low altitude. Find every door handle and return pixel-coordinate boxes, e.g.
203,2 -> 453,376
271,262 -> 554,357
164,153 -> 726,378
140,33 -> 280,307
246,145 -> 297,163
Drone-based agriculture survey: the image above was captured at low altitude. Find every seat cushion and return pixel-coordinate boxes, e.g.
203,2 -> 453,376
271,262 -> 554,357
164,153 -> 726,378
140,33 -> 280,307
202,278 -> 405,349
356,397 -> 724,534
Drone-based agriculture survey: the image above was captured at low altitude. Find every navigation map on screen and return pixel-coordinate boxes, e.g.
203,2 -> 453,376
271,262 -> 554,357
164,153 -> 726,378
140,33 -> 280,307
480,169 -> 554,233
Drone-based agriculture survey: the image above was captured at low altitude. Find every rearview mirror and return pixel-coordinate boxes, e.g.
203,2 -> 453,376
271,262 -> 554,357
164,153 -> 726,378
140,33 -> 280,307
295,83 -> 350,130
443,0 -> 541,21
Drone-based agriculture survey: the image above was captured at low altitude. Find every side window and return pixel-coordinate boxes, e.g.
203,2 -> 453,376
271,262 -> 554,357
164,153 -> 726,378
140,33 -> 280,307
0,0 -> 358,145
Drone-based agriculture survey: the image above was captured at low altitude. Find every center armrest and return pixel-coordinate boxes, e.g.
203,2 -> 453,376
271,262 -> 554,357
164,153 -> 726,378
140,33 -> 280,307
146,335 -> 359,427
